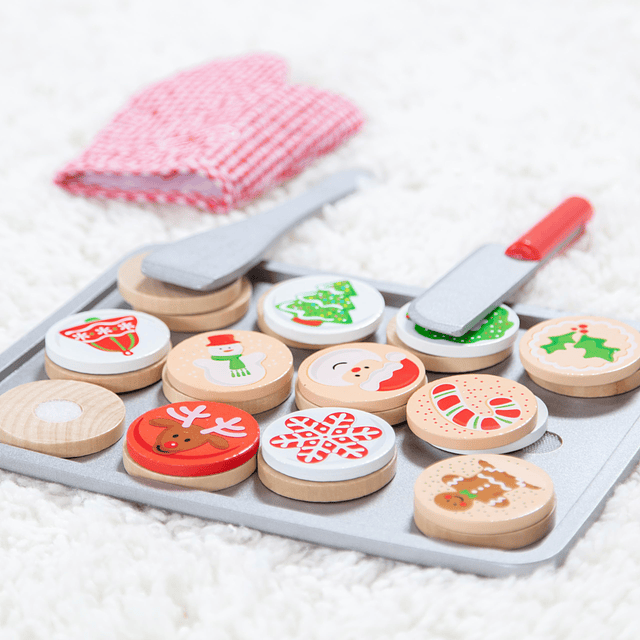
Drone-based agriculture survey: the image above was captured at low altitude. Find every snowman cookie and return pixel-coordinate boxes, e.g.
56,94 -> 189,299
44,309 -> 171,393
258,407 -> 397,502
164,330 -> 294,414
296,343 -> 426,425
413,454 -> 555,548
388,304 -> 519,372
124,401 -> 260,490
519,316 -> 640,396
258,275 -> 385,349
406,374 -> 539,451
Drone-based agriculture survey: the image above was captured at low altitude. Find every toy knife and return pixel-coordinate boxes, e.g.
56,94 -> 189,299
407,196 -> 594,337
141,169 -> 372,291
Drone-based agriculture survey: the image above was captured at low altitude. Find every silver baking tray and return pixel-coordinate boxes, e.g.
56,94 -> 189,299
1,252 -> 640,578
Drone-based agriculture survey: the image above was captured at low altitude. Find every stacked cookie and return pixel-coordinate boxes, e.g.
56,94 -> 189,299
296,343 -> 426,425
44,308 -> 171,393
388,303 -> 519,372
124,401 -> 260,491
257,274 -> 386,349
406,374 -> 548,454
413,454 -> 556,549
258,407 -> 397,502
118,252 -> 251,332
162,330 -> 294,414
520,315 -> 640,397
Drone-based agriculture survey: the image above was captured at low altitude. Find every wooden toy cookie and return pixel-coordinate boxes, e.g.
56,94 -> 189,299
117,251 -> 244,316
413,454 -> 555,549
406,374 -> 538,451
258,408 -> 397,502
0,380 -> 125,457
296,343 -> 426,425
257,275 -> 385,349
519,316 -> 640,397
45,309 -> 171,392
388,303 -> 518,372
164,330 -> 294,413
124,401 -> 259,490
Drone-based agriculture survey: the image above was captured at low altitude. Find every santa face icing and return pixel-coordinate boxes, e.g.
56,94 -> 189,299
307,348 -> 420,392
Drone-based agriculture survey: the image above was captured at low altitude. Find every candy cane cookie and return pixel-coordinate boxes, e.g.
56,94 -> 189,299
407,374 -> 538,451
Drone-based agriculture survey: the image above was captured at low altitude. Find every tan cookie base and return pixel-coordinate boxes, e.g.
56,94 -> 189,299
413,502 -> 556,550
162,366 -> 292,415
45,352 -> 168,393
525,368 -> 640,398
386,317 -> 513,373
123,443 -> 257,491
256,292 -> 373,350
0,380 -> 125,458
257,450 -> 397,502
294,381 -> 408,426
117,251 -> 244,316
146,278 -> 251,332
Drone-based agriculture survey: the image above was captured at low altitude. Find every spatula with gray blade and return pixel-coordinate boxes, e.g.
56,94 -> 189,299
141,169 -> 372,291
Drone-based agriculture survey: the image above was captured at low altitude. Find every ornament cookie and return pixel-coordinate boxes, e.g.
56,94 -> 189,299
124,401 -> 259,490
414,454 -> 555,548
406,374 -> 538,451
164,330 -> 294,413
258,275 -> 385,348
296,343 -> 426,423
0,380 -> 125,457
117,251 -> 244,316
258,408 -> 396,502
45,309 -> 171,375
520,316 -> 640,396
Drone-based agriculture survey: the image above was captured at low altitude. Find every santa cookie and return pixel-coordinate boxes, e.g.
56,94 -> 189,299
519,316 -> 640,397
388,303 -> 519,372
258,275 -> 385,349
413,454 -> 555,548
44,309 -> 171,393
406,374 -> 538,451
164,330 -> 294,414
124,401 -> 259,490
296,343 -> 426,424
258,408 -> 397,502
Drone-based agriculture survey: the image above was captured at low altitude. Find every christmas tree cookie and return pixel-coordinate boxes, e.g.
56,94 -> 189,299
258,275 -> 385,349
519,316 -> 640,397
44,309 -> 172,393
388,303 -> 519,373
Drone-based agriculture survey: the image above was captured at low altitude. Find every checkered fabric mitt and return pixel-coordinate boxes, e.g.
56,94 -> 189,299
54,53 -> 364,212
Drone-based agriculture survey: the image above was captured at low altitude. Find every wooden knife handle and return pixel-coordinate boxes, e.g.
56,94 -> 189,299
505,197 -> 594,261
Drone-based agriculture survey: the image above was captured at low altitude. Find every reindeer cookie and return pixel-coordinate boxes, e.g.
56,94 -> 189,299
414,454 -> 555,548
258,275 -> 385,349
124,401 -> 260,490
407,374 -> 539,451
520,316 -> 640,397
164,330 -> 294,414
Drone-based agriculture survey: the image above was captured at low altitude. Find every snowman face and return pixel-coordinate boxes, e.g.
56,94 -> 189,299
208,342 -> 243,357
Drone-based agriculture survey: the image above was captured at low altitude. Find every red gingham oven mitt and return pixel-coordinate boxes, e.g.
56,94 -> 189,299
54,53 -> 364,213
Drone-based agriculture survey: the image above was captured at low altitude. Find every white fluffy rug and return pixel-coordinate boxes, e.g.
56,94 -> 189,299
3,1 -> 640,638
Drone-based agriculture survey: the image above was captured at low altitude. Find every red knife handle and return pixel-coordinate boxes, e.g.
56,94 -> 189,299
505,196 -> 594,261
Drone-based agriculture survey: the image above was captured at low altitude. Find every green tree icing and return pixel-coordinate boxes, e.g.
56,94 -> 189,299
276,280 -> 357,325
414,306 -> 514,344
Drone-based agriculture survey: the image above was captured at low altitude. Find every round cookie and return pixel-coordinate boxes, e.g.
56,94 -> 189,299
164,330 -> 294,412
395,303 -> 519,358
406,374 -> 538,451
117,251 -> 244,316
0,380 -> 125,457
413,454 -> 555,547
520,316 -> 640,395
124,401 -> 259,490
296,343 -> 426,415
45,309 -> 171,375
259,275 -> 385,347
